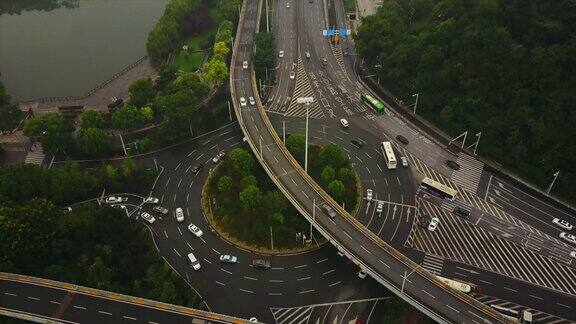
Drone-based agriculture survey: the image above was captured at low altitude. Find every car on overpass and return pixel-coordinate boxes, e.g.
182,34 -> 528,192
553,218 -> 573,230
560,232 -> 576,245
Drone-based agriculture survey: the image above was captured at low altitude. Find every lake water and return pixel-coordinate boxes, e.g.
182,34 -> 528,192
0,0 -> 168,102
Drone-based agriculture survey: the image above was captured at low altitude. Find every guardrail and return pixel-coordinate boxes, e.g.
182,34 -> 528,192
0,272 -> 250,323
230,0 -> 511,323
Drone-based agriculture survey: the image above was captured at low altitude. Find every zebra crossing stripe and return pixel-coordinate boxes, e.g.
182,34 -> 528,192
285,56 -> 324,119
451,154 -> 484,194
472,293 -> 567,323
330,42 -> 346,72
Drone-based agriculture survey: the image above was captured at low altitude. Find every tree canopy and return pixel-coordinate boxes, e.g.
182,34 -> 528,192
354,0 -> 576,200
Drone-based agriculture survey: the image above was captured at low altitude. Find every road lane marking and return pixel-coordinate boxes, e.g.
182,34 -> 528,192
297,277 -> 311,281
244,276 -> 258,281
203,258 -> 212,264
421,290 -> 436,299
98,311 -> 112,315
73,305 -> 86,310
221,268 -> 233,274
529,294 -> 543,300
294,264 -> 307,269
195,153 -> 204,161
269,292 -> 283,296
328,281 -> 341,287
174,162 -> 181,171
177,178 -> 183,188
478,279 -> 492,285
322,269 -> 335,275
123,316 -> 137,320
299,289 -> 315,294
379,260 -> 390,268
186,150 -> 196,157
302,190 -> 310,199
27,296 -> 40,301
446,305 -> 460,313
240,289 -> 254,294
50,301 -> 60,305
360,245 -> 372,254
186,242 -> 194,251
503,287 -> 517,292
272,267 -> 284,270
4,293 -> 17,297
343,231 -> 353,240
212,248 -> 221,255
173,248 -> 181,258
216,281 -> 226,286
177,227 -> 182,236
316,258 -> 328,264
269,279 -> 284,283
557,303 -> 571,309
396,177 -> 401,186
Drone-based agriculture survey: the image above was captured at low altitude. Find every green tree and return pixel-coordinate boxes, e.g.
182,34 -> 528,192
321,166 -> 336,186
172,72 -> 210,98
338,167 -> 352,183
203,58 -> 228,85
80,110 -> 105,129
239,184 -> 262,211
129,78 -> 155,108
228,148 -> 254,176
23,113 -> 74,154
122,157 -> 136,178
213,41 -> 230,60
216,0 -> 240,21
140,106 -> 154,123
327,180 -> 345,202
0,75 -> 10,106
319,144 -> 346,169
76,128 -> 108,156
240,175 -> 258,190
252,32 -> 277,80
87,257 -> 112,290
285,134 -> 305,163
217,175 -> 233,192
111,105 -> 140,130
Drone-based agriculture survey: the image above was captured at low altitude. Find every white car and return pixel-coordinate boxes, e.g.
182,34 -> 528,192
105,196 -> 125,204
428,217 -> 440,231
249,96 -> 256,106
376,201 -> 384,214
305,51 -> 310,59
340,118 -> 349,128
279,50 -> 284,58
219,254 -> 238,263
188,223 -> 203,237
366,189 -> 373,202
570,251 -> 576,259
289,71 -> 295,79
560,232 -> 576,245
140,212 -> 155,224
400,156 -> 408,168
239,97 -> 247,107
212,151 -> 226,164
175,207 -> 185,223
286,2 -> 290,8
187,253 -> 201,271
144,197 -> 159,204
358,270 -> 367,279
553,218 -> 573,231
242,61 -> 248,69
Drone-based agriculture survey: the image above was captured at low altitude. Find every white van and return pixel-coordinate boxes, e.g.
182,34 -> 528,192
187,253 -> 201,270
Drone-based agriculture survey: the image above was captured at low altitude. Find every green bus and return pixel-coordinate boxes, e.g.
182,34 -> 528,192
361,93 -> 385,113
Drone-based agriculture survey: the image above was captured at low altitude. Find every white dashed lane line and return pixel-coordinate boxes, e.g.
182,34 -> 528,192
27,296 -> 40,301
294,264 -> 307,269
297,277 -> 311,281
269,279 -> 284,283
123,316 -> 137,321
240,289 -> 254,294
322,269 -> 335,275
211,248 -> 221,255
98,311 -> 113,316
4,293 -> 17,297
221,268 -> 233,275
50,301 -> 60,305
73,305 -> 86,310
203,258 -> 212,264
299,289 -> 315,294
244,276 -> 258,281
328,281 -> 341,287
269,292 -> 283,296
216,281 -> 226,286
316,258 -> 328,264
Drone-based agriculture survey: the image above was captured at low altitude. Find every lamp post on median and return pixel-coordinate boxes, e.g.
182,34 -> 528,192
546,171 -> 560,195
412,93 -> 419,114
374,64 -> 382,85
297,97 -> 315,173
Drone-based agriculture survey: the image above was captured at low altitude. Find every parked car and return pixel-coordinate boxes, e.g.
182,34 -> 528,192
105,196 -> 125,204
140,212 -> 155,224
396,135 -> 409,145
376,201 -> 384,214
366,189 -> 373,202
340,118 -> 349,128
320,203 -> 337,218
144,197 -> 159,204
249,96 -> 256,106
428,217 -> 439,231
560,232 -> 576,245
453,207 -> 471,218
553,218 -> 573,231
305,51 -> 311,59
570,251 -> 576,259
252,259 -> 271,269
212,151 -> 226,164
279,50 -> 284,58
191,163 -> 203,174
188,223 -> 203,237
358,270 -> 367,279
242,61 -> 248,69
239,97 -> 247,107
421,215 -> 431,228
219,255 -> 238,263
153,206 -> 169,215
290,71 -> 295,79
445,160 -> 460,170
175,207 -> 185,223
400,156 -> 408,167
350,138 -> 364,148
286,2 -> 290,8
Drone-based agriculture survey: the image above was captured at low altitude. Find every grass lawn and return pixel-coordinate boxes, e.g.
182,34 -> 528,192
344,0 -> 356,12
172,51 -> 205,72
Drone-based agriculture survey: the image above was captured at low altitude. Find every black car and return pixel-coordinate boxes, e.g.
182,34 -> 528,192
396,135 -> 409,145
420,215 -> 431,228
453,207 -> 470,218
320,203 -> 337,218
252,259 -> 271,269
350,139 -> 364,148
445,160 -> 460,170
191,163 -> 203,174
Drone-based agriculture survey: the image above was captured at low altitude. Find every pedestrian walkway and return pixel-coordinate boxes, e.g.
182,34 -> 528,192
472,294 -> 569,324
272,305 -> 314,324
284,57 -> 324,119
411,199 -> 576,296
24,142 -> 45,166
422,254 -> 444,275
451,154 -> 484,194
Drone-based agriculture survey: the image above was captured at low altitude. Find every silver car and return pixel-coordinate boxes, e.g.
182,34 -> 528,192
140,212 -> 156,224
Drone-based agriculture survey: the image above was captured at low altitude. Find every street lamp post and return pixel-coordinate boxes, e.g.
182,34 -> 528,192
282,120 -> 286,143
297,97 -> 314,173
374,64 -> 382,85
466,132 -> 482,155
412,93 -> 419,114
546,171 -> 560,195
